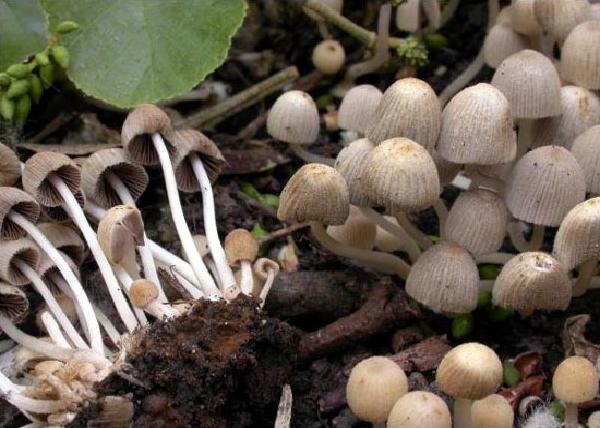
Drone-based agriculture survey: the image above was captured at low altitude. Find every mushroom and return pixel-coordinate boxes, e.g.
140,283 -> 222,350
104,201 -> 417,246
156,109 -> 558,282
387,391 -> 451,428
0,282 -> 28,325
337,85 -> 383,136
510,0 -> 542,36
552,356 -> 599,428
224,229 -> 258,296
534,0 -> 590,46
346,356 -> 408,427
395,0 -> 420,32
312,39 -> 346,75
470,394 -> 514,428
121,104 -> 220,298
255,257 -> 280,308
38,309 -> 72,349
374,216 -> 404,253
561,21 -> 600,90
483,24 -> 530,69
436,343 -> 503,428
571,125 -> 600,195
327,206 -> 377,250
0,143 -> 21,186
589,411 -> 600,428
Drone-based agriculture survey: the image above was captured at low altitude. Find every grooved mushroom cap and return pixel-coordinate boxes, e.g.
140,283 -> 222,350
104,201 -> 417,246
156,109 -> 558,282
0,143 -> 21,187
0,282 -> 28,323
531,86 -> 600,150
338,85 -> 383,134
0,187 -> 40,240
444,189 -> 508,257
483,24 -> 530,69
562,21 -> 600,90
97,205 -> 144,266
81,148 -> 149,209
327,205 -> 376,250
360,138 -> 440,212
553,198 -> 600,270
334,138 -> 375,207
166,129 -> 226,192
470,394 -> 514,428
346,356 -> 408,424
437,83 -> 517,165
492,252 -> 571,313
505,146 -> 586,226
224,229 -> 258,265
572,125 -> 600,194
128,279 -> 159,308
365,78 -> 441,150
491,49 -> 562,119
510,0 -> 542,35
395,0 -> 420,32
278,163 -> 349,225
387,391 -> 451,428
121,104 -> 173,165
552,356 -> 599,404
406,241 -> 479,315
534,0 -> 590,43
436,342 -> 503,400
312,40 -> 346,75
0,238 -> 40,286
22,152 -> 81,208
36,222 -> 85,265
266,90 -> 320,145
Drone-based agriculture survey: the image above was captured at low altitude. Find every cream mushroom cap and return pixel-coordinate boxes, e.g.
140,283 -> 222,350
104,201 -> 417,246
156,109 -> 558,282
338,85 -> 383,134
224,229 -> 258,265
534,0 -> 590,43
387,391 -> 451,428
121,104 -> 173,165
483,24 -> 530,69
571,125 -> 600,194
511,0 -> 542,35
97,205 -> 145,266
266,90 -> 320,145
562,21 -> 600,90
128,279 -> 159,309
334,138 -> 374,207
470,394 -> 514,428
312,40 -> 346,75
552,356 -> 599,404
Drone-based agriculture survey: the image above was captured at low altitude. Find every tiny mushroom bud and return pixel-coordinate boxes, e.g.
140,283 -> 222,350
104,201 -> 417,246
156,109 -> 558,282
224,229 -> 258,296
128,279 -> 159,309
534,0 -> 590,44
0,143 -> 21,186
561,21 -> 600,90
470,394 -> 514,428
483,24 -> 530,69
346,356 -> 408,425
387,391 -> 451,428
571,125 -> 600,194
255,257 -> 280,307
312,39 -> 346,75
337,85 -> 383,135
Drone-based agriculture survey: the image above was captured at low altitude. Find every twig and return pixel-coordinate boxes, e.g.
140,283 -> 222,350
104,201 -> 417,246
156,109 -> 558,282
177,66 -> 300,129
258,222 -> 310,245
25,112 -> 76,145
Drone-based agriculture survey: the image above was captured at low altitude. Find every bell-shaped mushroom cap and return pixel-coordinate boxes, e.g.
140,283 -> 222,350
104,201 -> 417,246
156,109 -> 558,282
436,342 -> 503,400
128,279 -> 159,308
81,148 -> 149,209
346,356 -> 408,424
553,198 -> 600,270
166,129 -> 226,193
387,391 -> 451,428
470,394 -> 514,428
437,83 -> 517,165
266,90 -> 320,145
37,222 -> 85,265
360,138 -> 440,212
506,146 -> 586,226
338,85 -> 383,134
327,205 -> 376,250
0,143 -> 21,187
572,125 -> 600,194
491,49 -> 562,119
304,0 -> 343,21
224,229 -> 258,265
534,0 -> 590,43
365,78 -> 441,150
121,104 -> 173,165
562,21 -> 600,90
278,163 -> 349,225
432,150 -> 461,186
531,86 -> 600,150
483,24 -> 530,69
0,187 -> 41,240
22,152 -> 81,208
406,242 -> 479,315
334,138 -> 374,207
510,0 -> 542,35
444,189 -> 508,257
552,356 -> 599,404
0,282 -> 28,323
97,205 -> 144,266
395,0 -> 420,32
492,252 -> 571,313
0,238 -> 40,286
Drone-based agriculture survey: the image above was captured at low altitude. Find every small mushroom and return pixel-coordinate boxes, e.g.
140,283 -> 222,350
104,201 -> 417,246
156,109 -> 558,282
561,21 -> 600,90
510,0 -> 542,36
327,206 -> 377,250
387,391 -> 451,428
395,0 -> 420,32
337,85 -> 383,135
312,39 -> 346,75
0,143 -> 21,187
255,257 -> 279,307
534,0 -> 589,45
470,394 -> 514,428
571,125 -> 600,195
224,229 -> 258,296
483,24 -> 530,69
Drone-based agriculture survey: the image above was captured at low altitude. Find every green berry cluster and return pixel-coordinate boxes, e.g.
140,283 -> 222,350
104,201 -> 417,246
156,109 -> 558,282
0,20 -> 79,125
395,36 -> 429,68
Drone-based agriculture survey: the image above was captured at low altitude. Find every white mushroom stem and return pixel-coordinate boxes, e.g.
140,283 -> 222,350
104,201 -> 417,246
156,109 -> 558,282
259,267 -> 278,309
395,212 -> 434,250
91,304 -> 121,348
453,398 -> 473,428
240,261 -> 254,296
289,145 -> 335,166
572,259 -> 598,297
0,372 -> 66,414
516,118 -> 534,160
47,173 -> 139,333
104,171 -> 168,303
564,402 -> 578,428
190,154 -> 237,291
476,252 -> 514,265
310,222 -> 411,279
39,311 -> 71,349
151,133 -> 221,298
14,260 -> 88,350
274,384 -> 292,428
8,211 -> 104,354
156,261 -> 204,299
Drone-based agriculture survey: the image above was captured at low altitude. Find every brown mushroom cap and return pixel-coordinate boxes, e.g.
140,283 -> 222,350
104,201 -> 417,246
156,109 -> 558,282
266,90 -> 320,145
552,356 -> 599,404
561,21 -> 600,90
436,342 -> 503,400
492,252 -> 571,313
97,205 -> 145,266
510,0 -> 542,35
470,394 -> 514,428
572,125 -> 600,194
128,279 -> 159,308
334,138 -> 375,207
505,146 -> 586,226
327,205 -> 376,250
0,238 -> 40,286
36,222 -> 85,265
534,0 -> 590,42
0,187 -> 41,240
0,143 -> 21,187
22,152 -> 81,208
121,104 -> 173,165
224,229 -> 258,265
312,39 -> 346,75
360,137 -> 440,212
406,241 -> 479,315
387,391 -> 451,428
278,163 -> 349,225
491,49 -> 562,119
437,83 -> 517,165
337,85 -> 383,134
166,129 -> 226,193
483,24 -> 530,69
81,148 -> 149,209
0,282 -> 28,323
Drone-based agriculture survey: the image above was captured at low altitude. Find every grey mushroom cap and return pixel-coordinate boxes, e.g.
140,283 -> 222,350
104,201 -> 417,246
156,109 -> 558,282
266,90 -> 320,145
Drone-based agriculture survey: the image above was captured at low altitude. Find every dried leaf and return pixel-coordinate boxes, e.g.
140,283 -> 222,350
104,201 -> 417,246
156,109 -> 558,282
388,336 -> 451,372
513,351 -> 543,380
562,314 -> 600,362
499,375 -> 545,411
222,147 -> 290,175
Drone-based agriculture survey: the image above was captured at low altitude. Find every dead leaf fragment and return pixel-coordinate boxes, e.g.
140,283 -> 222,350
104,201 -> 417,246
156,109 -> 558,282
562,314 -> 600,363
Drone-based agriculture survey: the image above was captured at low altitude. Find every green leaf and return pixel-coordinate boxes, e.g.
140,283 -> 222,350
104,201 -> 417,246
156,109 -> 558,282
502,360 -> 520,387
41,0 -> 247,108
0,0 -> 49,71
